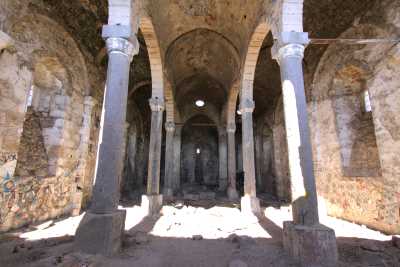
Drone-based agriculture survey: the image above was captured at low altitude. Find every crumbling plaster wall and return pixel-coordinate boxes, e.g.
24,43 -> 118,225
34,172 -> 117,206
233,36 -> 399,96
309,0 -> 400,234
0,3 -> 103,232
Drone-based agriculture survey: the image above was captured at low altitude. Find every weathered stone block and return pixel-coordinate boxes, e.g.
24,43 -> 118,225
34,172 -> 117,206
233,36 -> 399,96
74,210 -> 126,256
240,196 -> 261,216
141,194 -> 163,216
282,221 -> 338,267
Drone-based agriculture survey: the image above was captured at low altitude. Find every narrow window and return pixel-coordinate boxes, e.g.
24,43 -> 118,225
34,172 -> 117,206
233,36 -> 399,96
363,90 -> 372,113
25,85 -> 34,111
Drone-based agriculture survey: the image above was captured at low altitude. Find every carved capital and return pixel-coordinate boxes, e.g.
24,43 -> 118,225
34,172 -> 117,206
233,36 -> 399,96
149,97 -> 165,112
239,98 -> 255,114
226,123 -> 236,133
165,121 -> 175,132
272,32 -> 308,62
105,37 -> 139,62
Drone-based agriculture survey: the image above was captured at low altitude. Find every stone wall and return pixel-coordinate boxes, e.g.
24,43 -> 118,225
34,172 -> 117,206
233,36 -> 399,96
181,116 -> 219,187
309,0 -> 400,234
0,6 -> 103,232
0,49 -> 32,179
0,175 -> 75,232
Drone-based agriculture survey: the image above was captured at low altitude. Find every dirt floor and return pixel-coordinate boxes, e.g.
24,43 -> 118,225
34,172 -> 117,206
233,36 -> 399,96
0,200 -> 399,267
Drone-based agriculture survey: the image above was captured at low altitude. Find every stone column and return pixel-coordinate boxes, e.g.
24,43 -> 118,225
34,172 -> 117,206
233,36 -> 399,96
240,98 -> 261,215
163,121 -> 175,196
273,32 -> 337,267
75,35 -> 138,256
141,97 -> 164,216
226,123 -> 239,200
218,128 -> 228,191
172,124 -> 182,192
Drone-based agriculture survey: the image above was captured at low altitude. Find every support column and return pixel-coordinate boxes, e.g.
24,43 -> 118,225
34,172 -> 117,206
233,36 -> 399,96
74,35 -> 138,255
141,97 -> 164,216
218,128 -> 228,191
172,124 -> 182,192
273,31 -> 337,267
226,123 -> 239,200
163,121 -> 175,196
240,98 -> 261,215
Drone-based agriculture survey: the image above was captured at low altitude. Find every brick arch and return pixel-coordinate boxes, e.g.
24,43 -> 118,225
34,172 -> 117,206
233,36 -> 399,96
139,16 -> 175,122
225,79 -> 240,126
240,21 -> 269,102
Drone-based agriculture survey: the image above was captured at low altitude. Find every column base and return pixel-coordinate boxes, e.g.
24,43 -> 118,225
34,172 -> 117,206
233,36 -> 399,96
141,194 -> 163,216
227,186 -> 239,200
74,210 -> 126,256
240,195 -> 261,216
283,221 -> 338,267
163,187 -> 174,197
218,179 -> 228,192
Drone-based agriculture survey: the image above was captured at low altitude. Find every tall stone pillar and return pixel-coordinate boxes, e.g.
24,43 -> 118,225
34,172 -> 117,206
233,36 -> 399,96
141,97 -> 164,216
75,35 -> 138,255
163,121 -> 175,196
273,32 -> 337,267
218,128 -> 228,191
172,124 -> 182,192
240,98 -> 261,215
226,123 -> 239,200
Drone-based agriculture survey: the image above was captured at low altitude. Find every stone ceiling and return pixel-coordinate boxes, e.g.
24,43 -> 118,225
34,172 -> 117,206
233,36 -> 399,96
9,0 -> 378,121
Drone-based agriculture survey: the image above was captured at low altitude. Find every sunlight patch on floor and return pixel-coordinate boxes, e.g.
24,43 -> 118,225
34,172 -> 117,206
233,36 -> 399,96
150,206 -> 272,239
15,204 -> 393,242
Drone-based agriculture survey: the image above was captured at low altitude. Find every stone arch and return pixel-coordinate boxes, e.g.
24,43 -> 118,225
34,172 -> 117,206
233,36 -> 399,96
9,14 -> 90,95
240,21 -> 269,102
139,16 -> 175,122
165,28 -> 241,125
181,104 -> 221,130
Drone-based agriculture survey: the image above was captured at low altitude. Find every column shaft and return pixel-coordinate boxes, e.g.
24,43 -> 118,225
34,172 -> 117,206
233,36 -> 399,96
146,98 -> 164,195
163,122 -> 175,195
172,125 -> 182,191
90,38 -> 135,213
276,40 -> 319,226
218,130 -> 228,191
240,100 -> 257,197
227,124 -> 238,199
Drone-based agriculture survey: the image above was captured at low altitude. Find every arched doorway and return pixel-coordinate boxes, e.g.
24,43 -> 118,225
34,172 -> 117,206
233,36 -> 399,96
180,115 -> 219,193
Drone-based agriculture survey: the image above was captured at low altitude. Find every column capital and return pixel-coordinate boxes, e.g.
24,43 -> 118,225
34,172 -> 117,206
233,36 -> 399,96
149,97 -> 165,112
226,123 -> 236,133
165,121 -> 175,132
240,98 -> 255,114
105,37 -> 139,62
272,32 -> 309,62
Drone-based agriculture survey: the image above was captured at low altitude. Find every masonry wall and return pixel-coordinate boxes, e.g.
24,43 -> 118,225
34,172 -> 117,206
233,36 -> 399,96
309,0 -> 400,234
0,8 -> 103,232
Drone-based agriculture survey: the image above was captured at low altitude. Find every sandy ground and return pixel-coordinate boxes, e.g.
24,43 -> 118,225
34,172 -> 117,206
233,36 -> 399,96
0,200 -> 399,267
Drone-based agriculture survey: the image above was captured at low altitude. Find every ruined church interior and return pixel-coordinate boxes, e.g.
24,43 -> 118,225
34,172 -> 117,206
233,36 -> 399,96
0,0 -> 400,266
